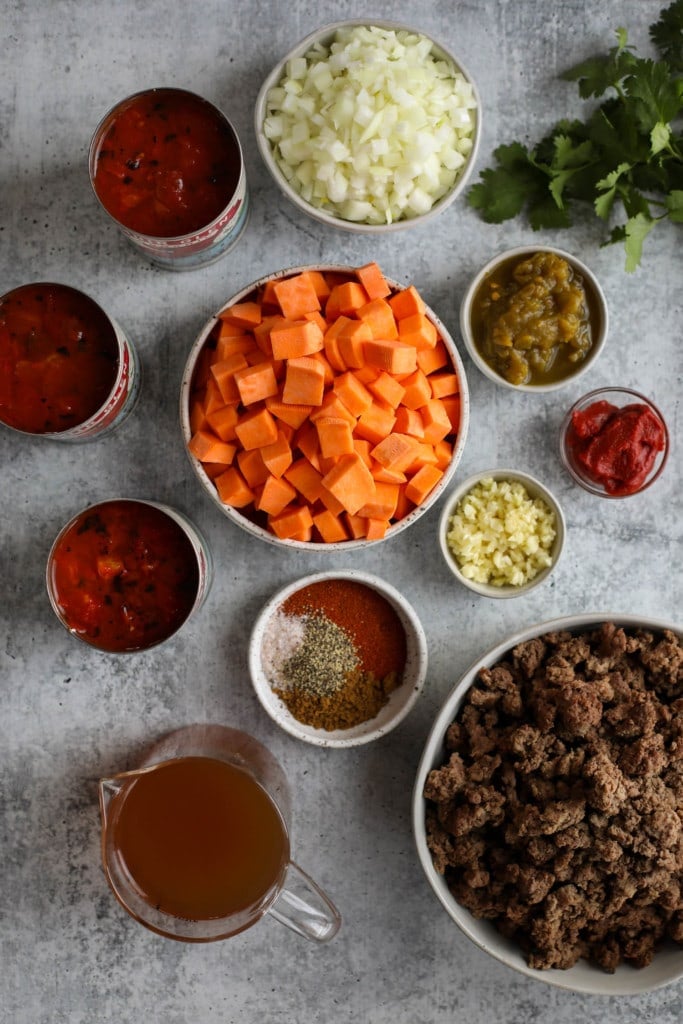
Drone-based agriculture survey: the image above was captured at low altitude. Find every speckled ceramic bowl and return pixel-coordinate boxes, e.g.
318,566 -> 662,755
180,263 -> 470,551
412,613 -> 683,995
248,570 -> 427,747
438,468 -> 565,598
459,246 -> 608,393
254,20 -> 481,234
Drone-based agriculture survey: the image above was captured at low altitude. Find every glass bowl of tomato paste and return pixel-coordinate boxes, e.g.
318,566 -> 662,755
0,282 -> 139,440
46,499 -> 213,653
560,387 -> 669,498
89,88 -> 249,271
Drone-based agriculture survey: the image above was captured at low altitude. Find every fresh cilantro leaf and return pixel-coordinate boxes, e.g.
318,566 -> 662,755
587,102 -> 651,166
528,194 -> 573,230
547,136 -> 597,207
594,163 -> 632,219
552,135 -> 595,169
651,121 -> 672,154
602,224 -> 627,246
624,213 -> 655,271
666,189 -> 683,221
650,0 -> 683,73
625,59 -> 683,130
621,184 -> 654,219
561,32 -> 637,98
467,143 -> 549,223
491,141 -> 534,171
467,2 -> 683,270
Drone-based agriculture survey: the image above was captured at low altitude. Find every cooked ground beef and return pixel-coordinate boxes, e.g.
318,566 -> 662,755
424,622 -> 683,973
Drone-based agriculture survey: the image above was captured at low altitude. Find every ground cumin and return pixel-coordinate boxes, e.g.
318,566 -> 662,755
265,579 -> 407,731
275,668 -> 400,730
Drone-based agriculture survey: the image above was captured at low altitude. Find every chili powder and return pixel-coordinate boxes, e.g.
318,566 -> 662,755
282,579 -> 406,681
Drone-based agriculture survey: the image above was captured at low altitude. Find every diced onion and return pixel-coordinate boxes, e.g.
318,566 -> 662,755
263,25 -> 477,225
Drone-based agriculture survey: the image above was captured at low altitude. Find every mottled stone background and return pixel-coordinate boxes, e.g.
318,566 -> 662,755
1,1 -> 681,1022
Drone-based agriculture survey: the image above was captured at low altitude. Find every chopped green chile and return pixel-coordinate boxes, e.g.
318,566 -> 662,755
470,252 -> 596,386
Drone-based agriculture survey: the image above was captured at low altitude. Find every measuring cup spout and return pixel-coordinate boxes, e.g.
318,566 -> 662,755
98,771 -> 135,820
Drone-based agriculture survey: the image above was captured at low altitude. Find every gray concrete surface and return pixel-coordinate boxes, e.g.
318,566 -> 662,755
1,1 -> 681,1022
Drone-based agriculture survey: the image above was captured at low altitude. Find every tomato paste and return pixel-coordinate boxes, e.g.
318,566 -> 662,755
49,500 -> 200,652
91,88 -> 241,238
567,399 -> 666,495
0,283 -> 120,434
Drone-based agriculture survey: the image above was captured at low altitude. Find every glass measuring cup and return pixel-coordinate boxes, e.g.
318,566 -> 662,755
99,724 -> 341,942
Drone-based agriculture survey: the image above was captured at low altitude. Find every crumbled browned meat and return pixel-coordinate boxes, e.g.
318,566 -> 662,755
423,622 -> 683,973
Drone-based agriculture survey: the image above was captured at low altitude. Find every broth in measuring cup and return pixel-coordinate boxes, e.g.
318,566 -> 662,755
110,756 -> 289,921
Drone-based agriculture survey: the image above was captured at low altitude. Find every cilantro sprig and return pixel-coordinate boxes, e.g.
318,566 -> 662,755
468,0 -> 683,271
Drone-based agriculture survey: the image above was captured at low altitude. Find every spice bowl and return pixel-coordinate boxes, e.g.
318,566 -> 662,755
459,245 -> 608,393
438,469 -> 565,598
255,20 -> 480,233
559,387 -> 669,498
248,570 -> 428,747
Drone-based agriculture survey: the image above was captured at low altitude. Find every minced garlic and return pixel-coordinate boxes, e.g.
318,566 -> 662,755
446,477 -> 556,587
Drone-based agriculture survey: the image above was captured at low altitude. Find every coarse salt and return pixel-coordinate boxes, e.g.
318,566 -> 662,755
261,609 -> 306,687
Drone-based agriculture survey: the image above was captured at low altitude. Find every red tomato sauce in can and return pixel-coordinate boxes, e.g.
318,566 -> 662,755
0,283 -> 121,434
48,500 -> 202,652
91,88 -> 241,238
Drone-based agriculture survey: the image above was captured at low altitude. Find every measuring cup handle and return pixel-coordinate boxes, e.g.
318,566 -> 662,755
267,861 -> 341,942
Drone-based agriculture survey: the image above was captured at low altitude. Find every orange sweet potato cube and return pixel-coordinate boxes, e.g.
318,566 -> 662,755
321,452 -> 376,515
282,356 -> 326,407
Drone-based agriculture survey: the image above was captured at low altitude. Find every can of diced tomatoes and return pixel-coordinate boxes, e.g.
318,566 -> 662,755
46,498 -> 213,654
0,281 -> 140,442
88,87 -> 250,271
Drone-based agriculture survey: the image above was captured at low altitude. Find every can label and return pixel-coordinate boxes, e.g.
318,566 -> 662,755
132,171 -> 250,271
58,320 -> 140,441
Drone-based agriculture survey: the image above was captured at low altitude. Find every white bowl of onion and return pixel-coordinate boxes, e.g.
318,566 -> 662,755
255,20 -> 481,232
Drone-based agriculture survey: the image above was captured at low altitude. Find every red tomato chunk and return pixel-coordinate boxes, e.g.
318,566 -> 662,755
0,284 -> 119,434
50,501 -> 200,652
92,89 -> 241,237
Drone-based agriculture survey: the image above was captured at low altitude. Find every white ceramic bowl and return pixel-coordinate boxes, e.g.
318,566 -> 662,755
180,263 -> 470,550
459,245 -> 608,393
248,570 -> 427,747
254,20 -> 481,234
438,469 -> 565,598
412,613 -> 683,995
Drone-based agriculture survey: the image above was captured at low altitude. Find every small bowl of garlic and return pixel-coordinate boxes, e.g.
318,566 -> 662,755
438,469 -> 566,598
254,20 -> 481,233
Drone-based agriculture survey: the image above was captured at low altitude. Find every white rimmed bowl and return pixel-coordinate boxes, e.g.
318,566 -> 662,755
248,570 -> 427,747
180,263 -> 470,550
438,469 -> 565,598
412,613 -> 683,995
459,245 -> 608,392
254,20 -> 481,234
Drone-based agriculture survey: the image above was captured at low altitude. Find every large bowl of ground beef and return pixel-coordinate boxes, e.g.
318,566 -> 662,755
412,615 -> 683,995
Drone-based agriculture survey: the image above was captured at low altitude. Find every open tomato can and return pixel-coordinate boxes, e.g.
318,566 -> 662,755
89,87 -> 250,271
46,498 -> 213,653
0,282 -> 140,441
